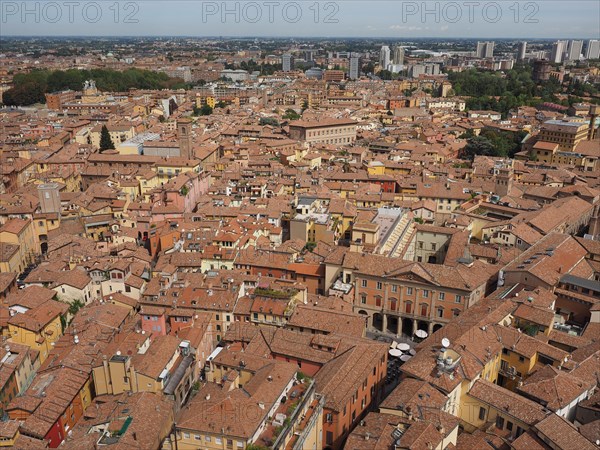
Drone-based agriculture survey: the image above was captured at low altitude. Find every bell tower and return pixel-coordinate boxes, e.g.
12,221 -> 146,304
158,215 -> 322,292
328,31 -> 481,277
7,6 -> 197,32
177,118 -> 193,159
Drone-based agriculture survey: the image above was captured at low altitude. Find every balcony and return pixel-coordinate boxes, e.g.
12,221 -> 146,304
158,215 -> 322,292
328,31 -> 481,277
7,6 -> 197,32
288,395 -> 324,450
255,379 -> 314,449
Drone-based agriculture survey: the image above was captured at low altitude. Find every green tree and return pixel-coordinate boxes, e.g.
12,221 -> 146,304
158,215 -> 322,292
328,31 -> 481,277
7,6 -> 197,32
99,125 -> 115,152
68,299 -> 85,316
363,62 -> 375,74
459,129 -> 475,139
379,70 -> 393,80
200,104 -> 213,116
2,68 -> 184,106
283,109 -> 301,120
2,82 -> 46,105
447,65 -> 576,117
259,117 -> 279,126
460,136 -> 499,160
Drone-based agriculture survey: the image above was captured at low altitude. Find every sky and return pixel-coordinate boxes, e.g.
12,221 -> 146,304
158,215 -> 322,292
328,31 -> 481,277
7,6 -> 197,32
1,1 -> 599,38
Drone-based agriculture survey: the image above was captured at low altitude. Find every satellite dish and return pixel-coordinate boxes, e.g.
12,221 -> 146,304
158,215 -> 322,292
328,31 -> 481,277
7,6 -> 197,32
442,338 -> 450,348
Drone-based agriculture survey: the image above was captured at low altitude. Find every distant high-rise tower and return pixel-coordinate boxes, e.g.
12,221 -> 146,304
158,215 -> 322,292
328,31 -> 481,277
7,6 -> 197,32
282,53 -> 294,72
349,54 -> 360,80
392,46 -> 405,65
518,42 -> 527,61
585,40 -> 600,60
567,40 -> 583,61
476,41 -> 495,58
551,40 -> 567,63
476,42 -> 485,58
177,118 -> 193,159
379,46 -> 391,70
38,183 -> 61,216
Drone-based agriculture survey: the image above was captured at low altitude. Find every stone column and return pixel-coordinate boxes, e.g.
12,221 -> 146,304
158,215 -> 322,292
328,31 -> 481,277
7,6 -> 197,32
429,290 -> 437,321
383,282 -> 389,311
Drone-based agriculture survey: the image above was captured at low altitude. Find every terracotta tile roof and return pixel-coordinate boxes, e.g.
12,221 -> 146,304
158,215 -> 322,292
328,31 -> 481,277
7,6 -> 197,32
346,410 -> 458,450
222,322 -> 261,344
0,218 -> 30,235
504,233 -> 588,287
8,286 -> 56,309
61,392 -> 174,450
511,430 -> 549,450
133,334 -> 181,379
287,305 -> 365,336
177,359 -> 297,439
0,272 -> 17,292
105,292 -> 138,309
249,296 -> 289,316
579,420 -> 600,445
380,378 -> 447,413
10,435 -> 47,449
569,346 -> 600,387
518,364 -> 593,412
510,222 -> 544,244
0,420 -> 19,439
534,413 -> 598,450
8,301 -> 68,332
513,303 -> 555,327
547,330 -> 592,351
70,303 -> 131,333
454,429 -> 502,450
468,379 -> 548,425
528,197 -> 594,235
314,341 -> 387,412
0,243 -> 19,262
16,367 -> 89,439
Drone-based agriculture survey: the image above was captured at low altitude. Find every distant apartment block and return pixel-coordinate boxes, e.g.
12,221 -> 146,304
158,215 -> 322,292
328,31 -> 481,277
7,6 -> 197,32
518,41 -> 527,61
349,54 -> 360,80
551,40 -> 568,63
379,45 -> 391,69
567,40 -> 584,61
585,39 -> 600,59
282,53 -> 294,72
476,41 -> 495,58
